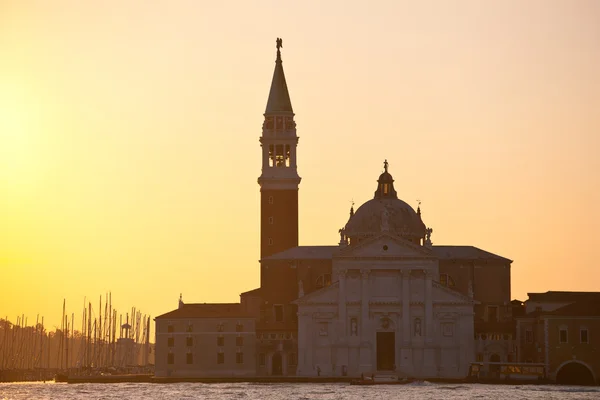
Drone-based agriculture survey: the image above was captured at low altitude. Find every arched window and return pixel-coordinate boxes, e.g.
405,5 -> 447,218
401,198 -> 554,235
440,273 -> 455,287
316,274 -> 332,289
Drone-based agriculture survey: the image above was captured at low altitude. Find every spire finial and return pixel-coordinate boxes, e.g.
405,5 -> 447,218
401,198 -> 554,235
384,159 -> 388,172
265,38 -> 293,113
417,199 -> 422,216
276,37 -> 283,61
350,199 -> 355,217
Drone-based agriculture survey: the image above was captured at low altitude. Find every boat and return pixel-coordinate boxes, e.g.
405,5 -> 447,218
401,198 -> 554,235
350,375 -> 415,385
350,377 -> 376,385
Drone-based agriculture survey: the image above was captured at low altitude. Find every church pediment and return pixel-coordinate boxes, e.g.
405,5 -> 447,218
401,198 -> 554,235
432,282 -> 474,304
337,233 -> 434,259
293,282 -> 338,305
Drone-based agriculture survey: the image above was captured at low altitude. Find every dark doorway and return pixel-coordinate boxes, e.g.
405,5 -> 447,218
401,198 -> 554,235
376,332 -> 395,371
556,362 -> 595,385
489,353 -> 501,376
272,352 -> 283,376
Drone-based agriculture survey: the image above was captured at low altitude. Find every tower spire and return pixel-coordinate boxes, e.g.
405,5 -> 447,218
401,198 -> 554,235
265,37 -> 293,114
258,39 -> 300,260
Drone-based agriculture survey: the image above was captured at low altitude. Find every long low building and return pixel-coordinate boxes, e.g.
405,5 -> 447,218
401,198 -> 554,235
155,299 -> 256,377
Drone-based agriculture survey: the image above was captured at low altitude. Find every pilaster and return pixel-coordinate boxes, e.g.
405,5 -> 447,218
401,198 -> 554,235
338,269 -> 347,338
401,269 -> 411,343
424,269 -> 433,341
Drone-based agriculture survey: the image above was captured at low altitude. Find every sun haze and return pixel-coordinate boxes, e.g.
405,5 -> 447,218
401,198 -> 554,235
1,0 -> 599,330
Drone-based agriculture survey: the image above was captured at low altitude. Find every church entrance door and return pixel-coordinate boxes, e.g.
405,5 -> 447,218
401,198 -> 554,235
272,352 -> 283,376
376,332 -> 395,371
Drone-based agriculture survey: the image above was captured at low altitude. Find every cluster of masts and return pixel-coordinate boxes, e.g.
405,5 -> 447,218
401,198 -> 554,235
0,293 -> 151,372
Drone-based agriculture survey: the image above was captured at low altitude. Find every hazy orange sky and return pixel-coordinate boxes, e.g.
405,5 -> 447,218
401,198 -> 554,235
1,1 -> 599,332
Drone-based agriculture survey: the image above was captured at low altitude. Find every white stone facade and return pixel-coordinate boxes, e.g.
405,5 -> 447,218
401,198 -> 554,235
295,234 -> 475,379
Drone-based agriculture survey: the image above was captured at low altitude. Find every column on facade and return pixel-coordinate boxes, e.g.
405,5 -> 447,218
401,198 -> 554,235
338,269 -> 347,337
297,312 -> 307,374
262,142 -> 270,169
424,269 -> 433,340
306,319 -> 314,374
290,140 -> 297,168
401,269 -> 411,343
360,269 -> 370,337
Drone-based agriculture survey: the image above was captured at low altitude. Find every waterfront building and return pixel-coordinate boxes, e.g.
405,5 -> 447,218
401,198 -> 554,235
515,291 -> 600,385
155,298 -> 256,377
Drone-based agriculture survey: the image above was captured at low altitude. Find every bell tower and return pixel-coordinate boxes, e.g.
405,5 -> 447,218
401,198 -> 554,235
258,38 -> 301,259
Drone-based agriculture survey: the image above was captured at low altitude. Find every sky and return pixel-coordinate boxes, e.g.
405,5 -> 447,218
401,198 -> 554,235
1,0 -> 599,333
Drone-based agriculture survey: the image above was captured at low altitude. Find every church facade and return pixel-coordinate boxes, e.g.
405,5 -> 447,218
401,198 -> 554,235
155,39 -> 513,379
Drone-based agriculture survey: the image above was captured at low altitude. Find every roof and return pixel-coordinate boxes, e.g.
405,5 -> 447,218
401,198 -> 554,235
527,291 -> 600,303
265,44 -> 293,113
155,303 -> 252,320
431,245 -> 512,262
240,287 -> 261,297
518,299 -> 600,319
547,300 -> 600,317
263,244 -> 511,262
262,245 -> 338,261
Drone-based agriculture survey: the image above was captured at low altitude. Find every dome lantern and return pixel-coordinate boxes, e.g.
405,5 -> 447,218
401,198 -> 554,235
374,159 -> 398,199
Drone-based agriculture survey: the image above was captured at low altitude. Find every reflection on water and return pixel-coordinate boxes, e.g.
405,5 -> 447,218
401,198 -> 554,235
1,382 -> 599,400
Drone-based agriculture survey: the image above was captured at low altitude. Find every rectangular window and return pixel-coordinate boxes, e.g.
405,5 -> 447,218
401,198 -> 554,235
268,216 -> 274,225
319,322 -> 328,336
268,196 -> 274,204
236,323 -> 243,332
487,306 -> 498,322
186,324 -> 193,333
268,238 -> 273,246
259,353 -> 266,366
236,336 -> 244,346
217,352 -> 224,364
274,305 -> 284,322
186,337 -> 193,347
559,328 -> 568,344
167,325 -> 174,333
217,336 -> 224,346
526,329 -> 533,344
186,353 -> 193,364
442,322 -> 454,337
236,352 -> 244,364
217,323 -> 224,332
167,353 -> 174,364
167,337 -> 174,347
289,352 -> 297,366
581,329 -> 589,344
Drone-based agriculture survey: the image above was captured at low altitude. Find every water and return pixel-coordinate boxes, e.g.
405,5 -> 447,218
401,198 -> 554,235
1,382 -> 599,400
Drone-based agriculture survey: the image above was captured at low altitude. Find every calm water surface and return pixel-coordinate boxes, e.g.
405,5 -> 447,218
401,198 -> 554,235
1,382 -> 599,400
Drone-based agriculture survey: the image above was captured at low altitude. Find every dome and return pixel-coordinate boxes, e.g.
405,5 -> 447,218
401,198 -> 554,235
344,198 -> 426,239
343,160 -> 426,242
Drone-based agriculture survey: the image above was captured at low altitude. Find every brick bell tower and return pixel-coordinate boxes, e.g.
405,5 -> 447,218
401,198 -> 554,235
258,38 -> 301,259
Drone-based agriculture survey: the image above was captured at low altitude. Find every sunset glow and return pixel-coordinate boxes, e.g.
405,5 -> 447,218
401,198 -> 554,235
1,0 -> 599,331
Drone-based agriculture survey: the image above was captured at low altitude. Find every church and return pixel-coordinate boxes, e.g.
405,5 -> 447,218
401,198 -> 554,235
154,39 -> 514,379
